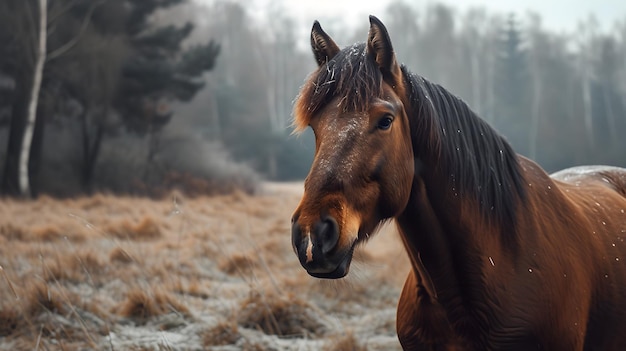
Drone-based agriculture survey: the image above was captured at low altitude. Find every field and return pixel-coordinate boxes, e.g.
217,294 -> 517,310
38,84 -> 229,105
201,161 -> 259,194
0,182 -> 409,350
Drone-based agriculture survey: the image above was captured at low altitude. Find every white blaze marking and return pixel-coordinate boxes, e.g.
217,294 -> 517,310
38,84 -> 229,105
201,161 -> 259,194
305,231 -> 314,263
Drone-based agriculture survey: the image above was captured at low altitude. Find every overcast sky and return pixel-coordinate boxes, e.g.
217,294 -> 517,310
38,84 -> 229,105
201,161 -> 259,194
245,0 -> 625,35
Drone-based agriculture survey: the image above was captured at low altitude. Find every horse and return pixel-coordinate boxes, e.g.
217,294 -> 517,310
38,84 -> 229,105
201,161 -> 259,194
289,15 -> 626,350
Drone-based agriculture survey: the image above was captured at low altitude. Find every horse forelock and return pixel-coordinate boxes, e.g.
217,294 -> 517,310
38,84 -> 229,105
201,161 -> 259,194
293,43 -> 385,133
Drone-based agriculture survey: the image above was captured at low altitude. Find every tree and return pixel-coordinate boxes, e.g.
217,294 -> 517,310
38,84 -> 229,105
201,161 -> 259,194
0,0 -> 43,196
192,2 -> 313,179
493,14 -> 530,156
594,36 -> 622,147
19,0 -> 48,197
0,0 -> 221,196
458,8 -> 503,121
419,4 -> 458,88
525,13 -> 546,160
576,15 -> 600,148
0,0 -> 104,197
384,1 -> 421,69
113,1 -> 220,186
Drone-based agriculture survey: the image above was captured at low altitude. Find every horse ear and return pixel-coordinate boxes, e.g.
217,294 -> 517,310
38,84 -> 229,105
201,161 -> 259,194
311,21 -> 340,67
367,15 -> 401,81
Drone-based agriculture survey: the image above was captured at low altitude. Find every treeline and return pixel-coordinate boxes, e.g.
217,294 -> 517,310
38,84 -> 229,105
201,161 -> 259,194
0,0 -> 257,198
0,0 -> 625,198
155,1 -> 626,178
374,3 -> 626,171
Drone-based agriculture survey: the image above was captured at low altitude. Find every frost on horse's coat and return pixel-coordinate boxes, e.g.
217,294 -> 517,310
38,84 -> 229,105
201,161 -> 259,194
290,15 -> 626,350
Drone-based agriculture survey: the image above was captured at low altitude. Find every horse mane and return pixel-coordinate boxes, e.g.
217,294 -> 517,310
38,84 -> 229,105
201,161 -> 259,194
293,42 -> 526,229
405,69 -> 527,228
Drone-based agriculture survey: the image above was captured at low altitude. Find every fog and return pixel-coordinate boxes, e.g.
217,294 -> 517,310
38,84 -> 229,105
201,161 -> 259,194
0,0 -> 624,197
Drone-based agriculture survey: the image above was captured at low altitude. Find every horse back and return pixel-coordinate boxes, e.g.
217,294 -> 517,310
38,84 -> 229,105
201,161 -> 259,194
551,165 -> 626,195
550,165 -> 626,350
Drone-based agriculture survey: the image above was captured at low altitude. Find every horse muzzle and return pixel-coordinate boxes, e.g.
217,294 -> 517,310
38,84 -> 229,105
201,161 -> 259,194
291,215 -> 355,279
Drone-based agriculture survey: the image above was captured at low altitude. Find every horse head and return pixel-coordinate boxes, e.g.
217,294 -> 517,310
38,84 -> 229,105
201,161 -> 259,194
291,16 -> 414,279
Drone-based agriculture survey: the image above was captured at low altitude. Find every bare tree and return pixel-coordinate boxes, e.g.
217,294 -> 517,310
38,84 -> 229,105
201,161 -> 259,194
596,36 -> 620,146
576,16 -> 599,148
459,8 -> 501,119
617,21 -> 626,127
525,13 -> 546,160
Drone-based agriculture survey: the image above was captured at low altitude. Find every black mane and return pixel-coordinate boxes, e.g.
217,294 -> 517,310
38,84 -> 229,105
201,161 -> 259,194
403,67 -> 526,227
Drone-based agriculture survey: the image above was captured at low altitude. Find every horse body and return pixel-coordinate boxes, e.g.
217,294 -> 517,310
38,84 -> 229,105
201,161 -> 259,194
290,16 -> 626,350
396,155 -> 626,350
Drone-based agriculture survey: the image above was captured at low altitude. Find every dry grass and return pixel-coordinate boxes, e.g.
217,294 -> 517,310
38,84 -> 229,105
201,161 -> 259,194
237,290 -> 326,337
324,331 -> 369,351
23,280 -> 67,317
0,307 -> 19,337
109,246 -> 135,263
0,224 -> 25,241
219,251 -> 256,275
114,287 -> 190,323
31,225 -> 64,242
41,250 -> 107,284
202,319 -> 240,346
107,216 -> 162,240
0,185 -> 408,350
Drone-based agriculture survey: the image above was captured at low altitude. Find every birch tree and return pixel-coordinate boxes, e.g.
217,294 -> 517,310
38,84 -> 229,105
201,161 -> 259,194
0,0 -> 104,197
18,0 -> 47,197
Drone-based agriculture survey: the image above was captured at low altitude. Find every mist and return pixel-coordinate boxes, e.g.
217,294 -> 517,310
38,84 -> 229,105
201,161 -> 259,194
0,0 -> 624,198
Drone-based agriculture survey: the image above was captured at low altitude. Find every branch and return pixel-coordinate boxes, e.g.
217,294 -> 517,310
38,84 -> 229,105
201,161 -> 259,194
47,0 -> 80,25
46,0 -> 106,62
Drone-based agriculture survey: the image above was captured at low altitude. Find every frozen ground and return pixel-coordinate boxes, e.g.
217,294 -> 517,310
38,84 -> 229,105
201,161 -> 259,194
0,182 -> 409,350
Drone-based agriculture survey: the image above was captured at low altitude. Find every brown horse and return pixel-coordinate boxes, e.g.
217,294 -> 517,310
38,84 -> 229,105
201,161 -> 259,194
290,16 -> 626,350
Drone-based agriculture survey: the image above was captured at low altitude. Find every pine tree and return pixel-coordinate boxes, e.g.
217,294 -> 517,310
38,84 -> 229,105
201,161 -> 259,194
114,0 -> 220,136
0,0 -> 220,196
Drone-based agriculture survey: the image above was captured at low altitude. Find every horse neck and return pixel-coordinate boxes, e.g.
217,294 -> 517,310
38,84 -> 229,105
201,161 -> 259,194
396,166 -> 493,305
396,73 -> 524,313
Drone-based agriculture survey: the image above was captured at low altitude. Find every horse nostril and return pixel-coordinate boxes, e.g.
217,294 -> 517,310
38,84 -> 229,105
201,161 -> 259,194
315,217 -> 339,255
291,220 -> 303,253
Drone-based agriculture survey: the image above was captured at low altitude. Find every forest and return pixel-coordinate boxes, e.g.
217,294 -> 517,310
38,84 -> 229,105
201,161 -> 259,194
1,0 -> 625,198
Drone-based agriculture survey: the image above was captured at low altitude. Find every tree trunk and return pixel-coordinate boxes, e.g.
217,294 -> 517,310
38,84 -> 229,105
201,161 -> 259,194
484,43 -> 496,123
581,74 -> 593,147
1,81 -> 30,196
144,125 -> 162,186
206,79 -> 221,140
469,46 -> 482,115
528,69 -> 542,160
18,0 -> 47,198
602,86 -> 617,146
28,103 -> 46,197
80,108 -> 105,194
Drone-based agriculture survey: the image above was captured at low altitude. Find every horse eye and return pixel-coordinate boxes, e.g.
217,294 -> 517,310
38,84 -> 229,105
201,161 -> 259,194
377,115 -> 393,130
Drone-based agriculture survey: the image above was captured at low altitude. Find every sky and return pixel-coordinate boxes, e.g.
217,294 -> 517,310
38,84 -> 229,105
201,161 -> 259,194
246,0 -> 625,37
